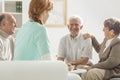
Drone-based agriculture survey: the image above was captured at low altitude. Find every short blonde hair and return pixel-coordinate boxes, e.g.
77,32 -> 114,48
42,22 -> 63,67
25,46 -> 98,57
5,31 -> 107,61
28,0 -> 53,24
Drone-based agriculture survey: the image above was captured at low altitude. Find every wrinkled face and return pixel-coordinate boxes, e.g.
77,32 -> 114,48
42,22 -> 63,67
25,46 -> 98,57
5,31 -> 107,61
68,18 -> 82,37
103,26 -> 114,39
5,15 -> 16,35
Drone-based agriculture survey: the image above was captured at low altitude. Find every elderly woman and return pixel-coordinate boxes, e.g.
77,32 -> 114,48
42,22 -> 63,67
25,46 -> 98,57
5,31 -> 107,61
81,18 -> 120,80
14,0 -> 53,60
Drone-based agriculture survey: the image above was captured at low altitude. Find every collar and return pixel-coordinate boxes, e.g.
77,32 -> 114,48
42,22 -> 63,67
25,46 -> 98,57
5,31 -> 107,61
69,33 -> 81,40
0,29 -> 9,39
105,38 -> 114,47
109,37 -> 120,47
29,19 -> 34,22
107,38 -> 114,43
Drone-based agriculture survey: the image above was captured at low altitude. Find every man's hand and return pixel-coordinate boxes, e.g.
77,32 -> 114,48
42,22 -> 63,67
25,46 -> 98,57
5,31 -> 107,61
68,61 -> 76,65
67,63 -> 75,71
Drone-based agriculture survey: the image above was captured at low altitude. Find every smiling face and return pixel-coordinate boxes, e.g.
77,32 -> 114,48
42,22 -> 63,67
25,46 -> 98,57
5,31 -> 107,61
103,26 -> 111,38
103,26 -> 115,39
103,18 -> 120,39
68,18 -> 83,38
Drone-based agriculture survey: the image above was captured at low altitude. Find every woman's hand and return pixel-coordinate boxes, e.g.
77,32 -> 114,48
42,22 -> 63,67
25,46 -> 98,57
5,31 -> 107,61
83,33 -> 92,39
83,65 -> 92,71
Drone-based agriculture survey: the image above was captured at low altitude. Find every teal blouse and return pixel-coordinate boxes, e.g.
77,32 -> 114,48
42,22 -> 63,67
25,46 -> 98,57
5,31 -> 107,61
14,20 -> 50,60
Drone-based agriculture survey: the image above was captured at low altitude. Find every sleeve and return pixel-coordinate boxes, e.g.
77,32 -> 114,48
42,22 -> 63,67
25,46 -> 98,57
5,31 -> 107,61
0,40 -> 4,60
92,42 -> 120,69
9,36 -> 15,60
34,27 -> 51,58
41,53 -> 51,60
0,43 -> 3,60
81,38 -> 93,59
91,36 -> 101,53
57,37 -> 66,58
91,36 -> 107,53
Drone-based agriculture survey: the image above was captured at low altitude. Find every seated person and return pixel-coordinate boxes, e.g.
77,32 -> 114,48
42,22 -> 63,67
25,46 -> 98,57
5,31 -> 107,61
0,13 -> 16,60
57,15 -> 93,70
81,17 -> 120,80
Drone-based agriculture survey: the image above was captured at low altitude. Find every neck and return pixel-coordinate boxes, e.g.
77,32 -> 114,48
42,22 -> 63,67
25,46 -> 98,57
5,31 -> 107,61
70,34 -> 77,39
106,35 -> 116,40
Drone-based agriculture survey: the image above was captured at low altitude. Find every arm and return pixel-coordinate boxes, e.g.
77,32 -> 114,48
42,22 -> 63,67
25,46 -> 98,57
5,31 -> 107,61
9,36 -> 15,60
92,42 -> 120,69
91,36 -> 101,53
57,37 -> 66,61
83,33 -> 102,53
57,57 -> 64,61
35,28 -> 51,60
68,57 -> 89,65
0,42 -> 4,60
41,54 -> 51,60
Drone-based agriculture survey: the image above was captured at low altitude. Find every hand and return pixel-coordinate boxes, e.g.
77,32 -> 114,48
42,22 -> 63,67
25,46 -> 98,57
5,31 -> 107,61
67,63 -> 75,71
68,61 -> 76,65
83,33 -> 92,39
83,65 -> 92,71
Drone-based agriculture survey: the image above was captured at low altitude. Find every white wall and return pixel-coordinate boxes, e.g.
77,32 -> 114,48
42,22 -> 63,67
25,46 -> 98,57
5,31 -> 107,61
0,1 -> 2,13
68,0 -> 120,41
47,0 -> 120,63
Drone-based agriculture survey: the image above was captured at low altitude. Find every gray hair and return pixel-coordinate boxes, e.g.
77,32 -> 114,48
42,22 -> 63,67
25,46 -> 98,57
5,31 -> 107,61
104,17 -> 120,35
69,15 -> 83,25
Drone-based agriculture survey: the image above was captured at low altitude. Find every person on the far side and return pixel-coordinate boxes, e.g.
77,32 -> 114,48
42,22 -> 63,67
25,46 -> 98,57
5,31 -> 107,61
0,13 -> 16,60
57,15 -> 92,70
14,0 -> 53,60
82,17 -> 120,80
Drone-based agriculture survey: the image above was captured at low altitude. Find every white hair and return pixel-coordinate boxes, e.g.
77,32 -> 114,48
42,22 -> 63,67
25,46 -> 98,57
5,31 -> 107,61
69,15 -> 83,25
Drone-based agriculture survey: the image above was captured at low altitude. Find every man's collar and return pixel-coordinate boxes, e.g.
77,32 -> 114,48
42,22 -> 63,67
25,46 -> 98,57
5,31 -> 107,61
69,33 -> 81,40
0,29 -> 9,38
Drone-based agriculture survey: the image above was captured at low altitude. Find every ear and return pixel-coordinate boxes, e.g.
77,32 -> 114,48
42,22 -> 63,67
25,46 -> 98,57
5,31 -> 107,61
1,21 -> 6,26
80,25 -> 83,29
110,29 -> 115,35
67,24 -> 70,29
0,22 -> 6,30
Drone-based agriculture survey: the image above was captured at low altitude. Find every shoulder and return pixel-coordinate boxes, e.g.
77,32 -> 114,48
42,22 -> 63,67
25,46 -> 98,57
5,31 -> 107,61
8,36 -> 15,41
111,38 -> 120,47
80,34 -> 92,42
23,20 -> 46,31
32,24 -> 47,35
34,23 -> 46,31
60,34 -> 70,41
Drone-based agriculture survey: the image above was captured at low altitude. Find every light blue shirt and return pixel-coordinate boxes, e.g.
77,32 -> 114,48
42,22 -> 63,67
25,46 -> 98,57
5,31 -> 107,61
14,20 -> 50,60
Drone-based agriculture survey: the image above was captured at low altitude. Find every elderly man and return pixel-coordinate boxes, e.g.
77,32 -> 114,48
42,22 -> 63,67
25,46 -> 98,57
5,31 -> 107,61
0,13 -> 16,60
57,15 -> 92,70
